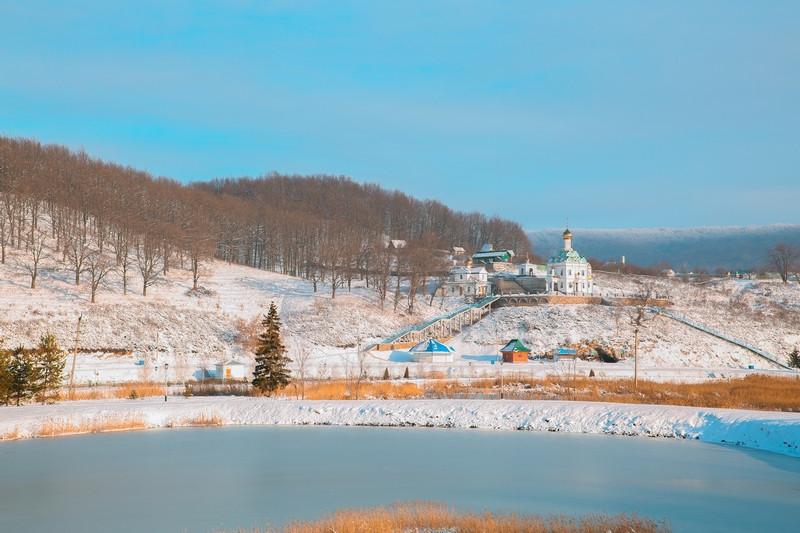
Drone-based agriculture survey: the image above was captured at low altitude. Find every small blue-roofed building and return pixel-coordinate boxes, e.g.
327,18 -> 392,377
409,338 -> 456,363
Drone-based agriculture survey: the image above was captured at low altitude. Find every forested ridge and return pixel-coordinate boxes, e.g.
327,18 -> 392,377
0,136 -> 533,308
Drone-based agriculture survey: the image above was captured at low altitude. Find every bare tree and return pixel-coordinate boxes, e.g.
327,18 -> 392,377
627,283 -> 657,388
135,232 -> 164,296
64,222 -> 92,285
369,242 -> 393,309
768,243 -> 799,283
23,225 -> 47,289
291,339 -> 314,400
109,227 -> 133,295
85,251 -> 116,303
0,201 -> 7,263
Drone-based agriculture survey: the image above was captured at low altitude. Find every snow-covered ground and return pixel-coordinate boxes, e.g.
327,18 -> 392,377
3,241 -> 800,458
1,239 -> 798,384
2,396 -> 799,458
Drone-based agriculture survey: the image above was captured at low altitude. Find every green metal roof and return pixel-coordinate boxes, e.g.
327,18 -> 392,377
500,339 -> 531,353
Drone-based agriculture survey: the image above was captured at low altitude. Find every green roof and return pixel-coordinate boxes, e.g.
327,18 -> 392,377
500,339 -> 531,353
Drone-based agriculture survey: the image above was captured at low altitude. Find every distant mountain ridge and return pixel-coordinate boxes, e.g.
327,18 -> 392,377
527,224 -> 800,271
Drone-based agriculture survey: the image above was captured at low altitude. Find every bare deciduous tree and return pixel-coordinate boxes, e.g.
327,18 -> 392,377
627,283 -> 657,389
23,225 -> 47,289
86,251 -> 116,303
135,232 -> 164,297
768,243 -> 799,283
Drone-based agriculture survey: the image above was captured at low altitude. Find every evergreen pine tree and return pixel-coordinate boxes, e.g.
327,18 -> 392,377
788,348 -> 800,369
0,342 -> 13,406
403,367 -> 410,379
383,367 -> 390,380
35,333 -> 66,404
8,346 -> 37,406
252,302 -> 292,395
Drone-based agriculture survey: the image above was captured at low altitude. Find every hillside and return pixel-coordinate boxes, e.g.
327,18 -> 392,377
2,233 -> 799,385
528,224 -> 800,271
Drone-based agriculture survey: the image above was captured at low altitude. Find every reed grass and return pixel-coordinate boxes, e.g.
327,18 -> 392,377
184,412 -> 225,426
38,414 -> 147,437
273,374 -> 800,411
1,426 -> 20,440
56,374 -> 800,411
232,501 -> 669,533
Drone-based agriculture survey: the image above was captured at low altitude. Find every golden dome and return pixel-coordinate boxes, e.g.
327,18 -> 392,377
562,228 -> 572,239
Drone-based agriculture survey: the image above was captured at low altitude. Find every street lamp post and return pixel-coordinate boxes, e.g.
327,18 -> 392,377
500,359 -> 504,399
164,363 -> 169,401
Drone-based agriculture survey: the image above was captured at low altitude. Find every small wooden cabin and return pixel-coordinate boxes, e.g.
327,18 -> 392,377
500,339 -> 531,363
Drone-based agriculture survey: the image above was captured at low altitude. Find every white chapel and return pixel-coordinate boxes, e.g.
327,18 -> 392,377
546,227 -> 593,295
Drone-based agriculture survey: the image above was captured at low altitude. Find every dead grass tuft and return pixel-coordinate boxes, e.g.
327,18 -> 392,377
1,426 -> 21,440
114,382 -> 165,399
184,412 -> 224,426
56,375 -> 800,412
38,415 -> 147,437
274,374 -> 800,410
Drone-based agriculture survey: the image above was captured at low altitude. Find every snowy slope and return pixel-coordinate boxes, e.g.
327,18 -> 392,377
1,238 -> 799,383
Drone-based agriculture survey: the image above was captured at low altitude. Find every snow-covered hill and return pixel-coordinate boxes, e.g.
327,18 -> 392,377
2,239 -> 799,384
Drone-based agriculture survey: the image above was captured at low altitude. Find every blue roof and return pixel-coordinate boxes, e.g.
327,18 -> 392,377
409,338 -> 456,353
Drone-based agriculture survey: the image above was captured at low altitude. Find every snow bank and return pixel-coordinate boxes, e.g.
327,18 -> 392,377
2,397 -> 798,458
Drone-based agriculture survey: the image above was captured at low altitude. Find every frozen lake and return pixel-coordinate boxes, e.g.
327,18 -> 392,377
1,426 -> 799,532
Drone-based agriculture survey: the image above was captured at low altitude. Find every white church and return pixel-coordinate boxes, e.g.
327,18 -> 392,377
546,227 -> 594,295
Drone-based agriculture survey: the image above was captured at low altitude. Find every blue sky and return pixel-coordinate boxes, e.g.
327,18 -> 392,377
1,1 -> 798,230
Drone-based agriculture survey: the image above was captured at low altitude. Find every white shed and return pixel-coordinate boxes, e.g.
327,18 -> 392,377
215,360 -> 247,380
409,338 -> 456,363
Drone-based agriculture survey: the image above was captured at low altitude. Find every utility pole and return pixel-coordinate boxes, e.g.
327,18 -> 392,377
68,314 -> 83,396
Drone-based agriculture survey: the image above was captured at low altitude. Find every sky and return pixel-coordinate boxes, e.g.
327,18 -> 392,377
1,1 -> 799,230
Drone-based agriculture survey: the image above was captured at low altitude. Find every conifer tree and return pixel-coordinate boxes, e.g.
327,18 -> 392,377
0,342 -> 13,406
789,348 -> 800,369
8,346 -> 38,406
35,333 -> 66,404
252,302 -> 292,395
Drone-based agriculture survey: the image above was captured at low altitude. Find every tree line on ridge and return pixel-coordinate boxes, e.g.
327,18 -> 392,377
0,136 -> 535,312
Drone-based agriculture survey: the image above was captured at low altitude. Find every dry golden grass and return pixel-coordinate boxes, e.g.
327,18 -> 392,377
232,501 -> 669,533
62,382 -> 167,401
184,412 -> 224,426
272,374 -> 800,411
56,374 -> 800,412
1,426 -> 21,440
66,388 -> 110,400
114,382 -> 165,399
38,414 -> 147,437
512,373 -> 800,411
294,380 -> 423,400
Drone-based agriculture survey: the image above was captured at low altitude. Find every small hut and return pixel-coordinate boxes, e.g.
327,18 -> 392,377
409,338 -> 455,363
500,339 -> 531,364
215,360 -> 247,380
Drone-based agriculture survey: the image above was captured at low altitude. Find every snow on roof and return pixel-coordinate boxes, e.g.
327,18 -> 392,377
216,360 -> 246,366
501,339 -> 531,353
472,249 -> 514,259
450,265 -> 487,274
408,338 -> 456,353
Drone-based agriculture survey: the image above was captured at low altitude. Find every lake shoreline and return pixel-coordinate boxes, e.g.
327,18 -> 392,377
2,396 -> 799,457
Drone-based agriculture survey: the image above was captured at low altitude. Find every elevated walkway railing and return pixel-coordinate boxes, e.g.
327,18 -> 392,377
656,308 -> 789,369
371,296 -> 499,350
